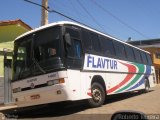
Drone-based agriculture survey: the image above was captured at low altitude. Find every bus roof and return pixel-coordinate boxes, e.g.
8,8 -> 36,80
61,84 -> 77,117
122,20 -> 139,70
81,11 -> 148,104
15,21 -> 150,54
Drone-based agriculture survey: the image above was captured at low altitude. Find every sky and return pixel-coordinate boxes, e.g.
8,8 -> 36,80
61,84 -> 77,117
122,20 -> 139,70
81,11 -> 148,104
1,0 -> 160,41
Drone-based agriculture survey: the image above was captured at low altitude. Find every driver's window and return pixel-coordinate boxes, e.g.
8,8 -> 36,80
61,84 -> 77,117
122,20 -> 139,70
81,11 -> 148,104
74,39 -> 81,58
65,27 -> 82,59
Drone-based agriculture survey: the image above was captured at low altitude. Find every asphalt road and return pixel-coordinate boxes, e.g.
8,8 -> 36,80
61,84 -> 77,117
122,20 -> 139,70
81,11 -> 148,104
5,85 -> 160,120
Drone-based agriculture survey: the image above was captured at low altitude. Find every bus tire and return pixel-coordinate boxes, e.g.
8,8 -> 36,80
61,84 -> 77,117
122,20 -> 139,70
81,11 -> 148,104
144,79 -> 150,93
88,82 -> 106,108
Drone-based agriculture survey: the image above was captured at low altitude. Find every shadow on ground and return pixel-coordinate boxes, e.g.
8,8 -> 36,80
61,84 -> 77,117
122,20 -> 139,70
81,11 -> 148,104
5,90 -> 154,119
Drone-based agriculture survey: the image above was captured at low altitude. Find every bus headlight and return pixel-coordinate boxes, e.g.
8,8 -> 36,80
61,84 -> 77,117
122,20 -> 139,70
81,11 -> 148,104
13,87 -> 21,93
47,78 -> 65,86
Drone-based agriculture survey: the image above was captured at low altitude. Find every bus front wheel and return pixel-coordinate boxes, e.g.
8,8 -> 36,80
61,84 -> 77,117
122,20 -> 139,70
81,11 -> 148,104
88,82 -> 106,107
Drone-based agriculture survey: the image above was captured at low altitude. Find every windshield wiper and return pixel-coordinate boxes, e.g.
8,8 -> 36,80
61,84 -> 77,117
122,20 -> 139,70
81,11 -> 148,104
17,59 -> 46,80
31,58 -> 46,74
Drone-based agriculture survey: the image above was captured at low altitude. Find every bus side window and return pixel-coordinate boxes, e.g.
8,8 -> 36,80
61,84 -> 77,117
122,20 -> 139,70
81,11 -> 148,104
140,51 -> 148,64
65,27 -> 82,59
66,39 -> 75,57
113,41 -> 127,60
82,30 -> 92,51
90,32 -> 101,53
100,36 -> 115,57
82,29 -> 101,53
133,49 -> 143,63
146,53 -> 152,65
74,39 -> 81,58
125,45 -> 135,61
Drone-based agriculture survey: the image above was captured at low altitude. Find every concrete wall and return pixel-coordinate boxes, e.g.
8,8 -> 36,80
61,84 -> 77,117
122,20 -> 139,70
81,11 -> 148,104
0,76 -> 4,104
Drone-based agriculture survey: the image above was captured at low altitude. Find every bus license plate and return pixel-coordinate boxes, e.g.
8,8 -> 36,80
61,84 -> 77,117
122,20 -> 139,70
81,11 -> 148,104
30,94 -> 40,100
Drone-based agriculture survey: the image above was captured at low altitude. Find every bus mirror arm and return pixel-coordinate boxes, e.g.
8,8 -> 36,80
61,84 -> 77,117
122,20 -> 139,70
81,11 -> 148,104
64,33 -> 71,46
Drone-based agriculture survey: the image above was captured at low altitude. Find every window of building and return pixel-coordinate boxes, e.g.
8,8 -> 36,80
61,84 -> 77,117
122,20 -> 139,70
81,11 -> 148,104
155,52 -> 160,59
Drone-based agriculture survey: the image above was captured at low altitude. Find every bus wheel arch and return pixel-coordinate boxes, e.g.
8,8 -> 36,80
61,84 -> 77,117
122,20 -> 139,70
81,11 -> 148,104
88,75 -> 106,107
91,75 -> 106,92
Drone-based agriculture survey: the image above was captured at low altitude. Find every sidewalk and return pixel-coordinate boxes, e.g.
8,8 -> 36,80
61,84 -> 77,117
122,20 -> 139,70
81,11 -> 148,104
0,104 -> 17,111
155,84 -> 160,87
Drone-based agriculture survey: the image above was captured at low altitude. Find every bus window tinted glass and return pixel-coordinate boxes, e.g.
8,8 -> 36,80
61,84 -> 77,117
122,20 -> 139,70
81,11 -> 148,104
67,39 -> 82,58
125,45 -> 135,61
66,27 -> 80,38
66,28 -> 82,58
133,49 -> 142,63
100,37 -> 115,57
82,30 -> 92,51
90,32 -> 101,53
141,52 -> 148,64
146,54 -> 152,65
74,39 -> 82,58
35,27 -> 61,61
113,41 -> 126,59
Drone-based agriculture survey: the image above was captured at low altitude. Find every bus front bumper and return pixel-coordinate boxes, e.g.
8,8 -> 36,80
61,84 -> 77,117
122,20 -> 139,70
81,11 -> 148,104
13,84 -> 69,108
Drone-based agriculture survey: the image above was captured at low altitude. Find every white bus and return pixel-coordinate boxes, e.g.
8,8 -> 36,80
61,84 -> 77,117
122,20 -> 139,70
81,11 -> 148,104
12,21 -> 156,108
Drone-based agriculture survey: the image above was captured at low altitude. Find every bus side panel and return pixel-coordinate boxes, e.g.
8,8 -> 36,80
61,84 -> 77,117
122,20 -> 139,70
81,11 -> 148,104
80,72 -> 92,99
80,72 -> 107,99
67,69 -> 86,100
106,72 -> 131,95
67,70 -> 111,100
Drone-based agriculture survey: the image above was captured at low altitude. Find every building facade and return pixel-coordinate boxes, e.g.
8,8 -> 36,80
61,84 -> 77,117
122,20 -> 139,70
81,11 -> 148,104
0,19 -> 32,103
0,19 -> 32,76
128,39 -> 160,84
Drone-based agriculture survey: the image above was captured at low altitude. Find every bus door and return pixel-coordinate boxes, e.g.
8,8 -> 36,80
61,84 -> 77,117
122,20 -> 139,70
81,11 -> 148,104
64,26 -> 84,100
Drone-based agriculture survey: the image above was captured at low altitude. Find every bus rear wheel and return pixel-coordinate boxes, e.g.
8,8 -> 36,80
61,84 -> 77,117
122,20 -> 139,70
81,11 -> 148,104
144,79 -> 150,93
88,82 -> 106,107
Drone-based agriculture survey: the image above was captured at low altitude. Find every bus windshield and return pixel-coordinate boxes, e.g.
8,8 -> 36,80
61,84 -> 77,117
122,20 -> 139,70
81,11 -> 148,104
13,26 -> 64,81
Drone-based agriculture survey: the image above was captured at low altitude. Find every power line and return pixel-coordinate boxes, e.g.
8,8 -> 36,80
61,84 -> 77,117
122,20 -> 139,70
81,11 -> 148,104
24,0 -> 108,34
77,0 -> 106,33
91,0 -> 149,39
24,0 -> 49,11
69,0 -> 84,22
24,0 -> 83,24
52,0 -> 84,23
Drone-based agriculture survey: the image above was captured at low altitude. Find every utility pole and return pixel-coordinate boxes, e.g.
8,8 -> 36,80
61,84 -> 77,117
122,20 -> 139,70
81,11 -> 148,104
41,0 -> 48,26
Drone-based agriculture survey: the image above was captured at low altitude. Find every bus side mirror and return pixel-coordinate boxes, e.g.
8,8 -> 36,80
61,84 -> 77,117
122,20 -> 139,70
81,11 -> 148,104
64,33 -> 71,46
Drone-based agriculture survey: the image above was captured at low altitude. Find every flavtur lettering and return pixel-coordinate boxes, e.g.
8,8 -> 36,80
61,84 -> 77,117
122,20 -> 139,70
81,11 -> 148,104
87,55 -> 117,70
